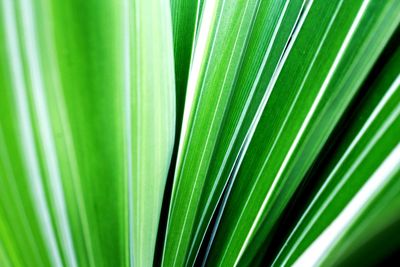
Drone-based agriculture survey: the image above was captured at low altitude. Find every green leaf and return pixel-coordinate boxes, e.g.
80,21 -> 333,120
185,0 -> 305,264
162,0 -> 266,265
0,0 -> 175,266
205,0 -> 400,265
1,0 -> 399,266
125,1 -> 176,266
170,0 -> 203,130
293,143 -> 400,267
273,40 -> 400,267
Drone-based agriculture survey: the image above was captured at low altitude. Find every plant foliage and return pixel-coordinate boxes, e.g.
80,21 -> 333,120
0,0 -> 399,266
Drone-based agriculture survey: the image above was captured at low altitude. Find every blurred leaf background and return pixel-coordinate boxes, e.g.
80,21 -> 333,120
0,0 -> 399,266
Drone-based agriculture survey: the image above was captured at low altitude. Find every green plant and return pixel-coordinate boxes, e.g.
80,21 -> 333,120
0,0 -> 399,266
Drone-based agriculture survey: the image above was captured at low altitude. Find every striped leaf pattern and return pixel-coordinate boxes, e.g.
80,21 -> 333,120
0,0 -> 399,266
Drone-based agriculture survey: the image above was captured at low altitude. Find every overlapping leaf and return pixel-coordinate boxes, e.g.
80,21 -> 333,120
0,0 -> 399,266
205,0 -> 400,265
163,0 -> 265,265
274,42 -> 400,267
